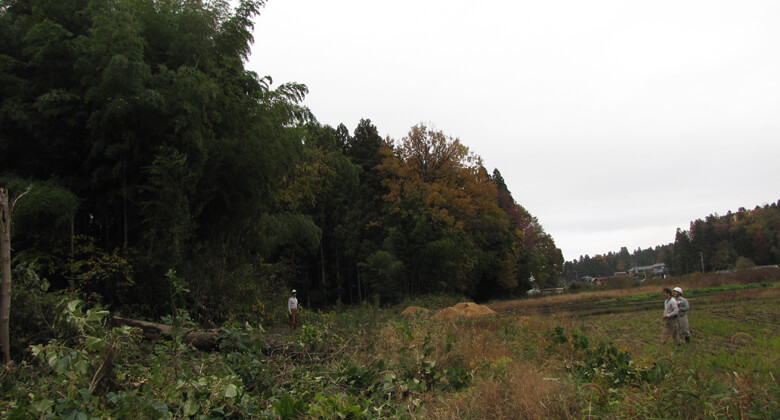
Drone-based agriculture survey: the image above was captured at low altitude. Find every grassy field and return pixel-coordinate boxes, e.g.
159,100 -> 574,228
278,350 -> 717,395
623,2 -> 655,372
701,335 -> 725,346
372,269 -> 780,418
3,267 -> 779,418
356,267 -> 780,418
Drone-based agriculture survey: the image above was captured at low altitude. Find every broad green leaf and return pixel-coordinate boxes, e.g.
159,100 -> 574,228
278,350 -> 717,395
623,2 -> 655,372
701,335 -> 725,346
183,399 -> 199,416
67,300 -> 82,313
62,409 -> 89,420
78,388 -> 91,402
224,383 -> 238,398
32,398 -> 54,414
84,336 -> 105,352
74,358 -> 90,376
86,309 -> 109,322
54,354 -> 68,371
152,401 -> 169,416
30,344 -> 44,357
106,392 -> 118,404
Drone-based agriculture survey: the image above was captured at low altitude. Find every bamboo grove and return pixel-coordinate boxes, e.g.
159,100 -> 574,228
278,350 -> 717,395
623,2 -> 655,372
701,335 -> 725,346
0,0 -> 563,328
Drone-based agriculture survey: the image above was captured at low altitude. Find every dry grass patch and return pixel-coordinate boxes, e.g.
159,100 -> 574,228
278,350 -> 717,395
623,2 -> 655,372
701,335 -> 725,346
363,316 -> 538,375
445,323 -> 513,367
424,361 -> 575,419
400,305 -> 430,315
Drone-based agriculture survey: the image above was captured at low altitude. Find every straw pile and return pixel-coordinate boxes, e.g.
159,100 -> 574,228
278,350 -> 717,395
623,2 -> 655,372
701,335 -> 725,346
430,302 -> 496,320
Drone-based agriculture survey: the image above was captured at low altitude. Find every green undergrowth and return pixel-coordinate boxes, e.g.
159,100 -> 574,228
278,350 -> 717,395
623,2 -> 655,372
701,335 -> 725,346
2,287 -> 779,418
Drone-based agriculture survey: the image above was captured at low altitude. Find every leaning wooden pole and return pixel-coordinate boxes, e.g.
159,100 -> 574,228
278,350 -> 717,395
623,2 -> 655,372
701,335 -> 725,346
0,187 -> 29,365
0,189 -> 13,365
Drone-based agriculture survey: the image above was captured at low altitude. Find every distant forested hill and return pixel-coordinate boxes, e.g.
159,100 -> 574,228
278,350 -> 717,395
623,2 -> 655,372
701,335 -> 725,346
563,200 -> 780,281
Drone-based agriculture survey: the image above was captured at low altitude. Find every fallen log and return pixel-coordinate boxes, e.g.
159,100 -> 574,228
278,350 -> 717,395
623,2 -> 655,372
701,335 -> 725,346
111,316 -> 288,353
112,316 -> 221,350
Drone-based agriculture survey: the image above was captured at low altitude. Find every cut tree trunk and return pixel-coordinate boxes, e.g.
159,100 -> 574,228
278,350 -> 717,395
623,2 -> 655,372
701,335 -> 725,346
112,316 -> 221,350
111,316 -> 287,353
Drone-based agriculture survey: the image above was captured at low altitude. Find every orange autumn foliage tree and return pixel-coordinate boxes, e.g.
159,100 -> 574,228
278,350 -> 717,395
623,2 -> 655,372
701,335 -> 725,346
376,124 -> 524,298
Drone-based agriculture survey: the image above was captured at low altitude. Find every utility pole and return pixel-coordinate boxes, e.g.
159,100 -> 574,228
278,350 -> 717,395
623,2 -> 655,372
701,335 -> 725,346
700,251 -> 705,273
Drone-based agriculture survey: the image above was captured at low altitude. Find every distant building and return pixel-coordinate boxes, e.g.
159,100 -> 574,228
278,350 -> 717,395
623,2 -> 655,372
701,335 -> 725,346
628,263 -> 666,280
527,287 -> 564,296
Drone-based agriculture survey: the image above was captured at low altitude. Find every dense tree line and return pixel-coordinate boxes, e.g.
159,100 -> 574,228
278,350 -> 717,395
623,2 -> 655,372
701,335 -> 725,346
669,202 -> 780,274
0,0 -> 562,330
564,201 -> 780,281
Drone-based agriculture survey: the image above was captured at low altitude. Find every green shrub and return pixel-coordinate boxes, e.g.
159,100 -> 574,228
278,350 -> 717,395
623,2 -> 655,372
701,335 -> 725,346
307,392 -> 367,419
273,394 -> 307,419
9,262 -> 81,361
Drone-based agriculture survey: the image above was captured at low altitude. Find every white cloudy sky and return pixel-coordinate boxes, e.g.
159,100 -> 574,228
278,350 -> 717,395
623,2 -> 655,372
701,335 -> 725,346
246,0 -> 780,261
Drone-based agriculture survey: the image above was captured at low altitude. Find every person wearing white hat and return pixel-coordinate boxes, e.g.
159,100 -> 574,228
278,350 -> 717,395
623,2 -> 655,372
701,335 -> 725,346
288,289 -> 299,330
674,287 -> 690,343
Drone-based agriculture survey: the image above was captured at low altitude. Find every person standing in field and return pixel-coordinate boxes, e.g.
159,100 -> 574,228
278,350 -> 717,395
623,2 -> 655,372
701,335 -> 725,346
661,288 -> 680,346
288,289 -> 299,330
674,287 -> 691,343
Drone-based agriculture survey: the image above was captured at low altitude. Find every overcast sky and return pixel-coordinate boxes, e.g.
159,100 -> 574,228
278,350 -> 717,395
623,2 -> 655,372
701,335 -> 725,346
247,0 -> 780,261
